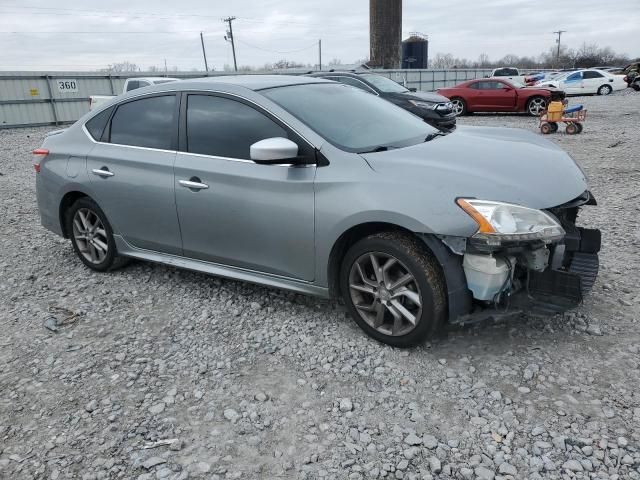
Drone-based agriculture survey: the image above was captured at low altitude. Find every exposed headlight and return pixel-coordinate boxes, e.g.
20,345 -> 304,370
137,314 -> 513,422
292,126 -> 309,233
457,199 -> 565,244
409,100 -> 437,110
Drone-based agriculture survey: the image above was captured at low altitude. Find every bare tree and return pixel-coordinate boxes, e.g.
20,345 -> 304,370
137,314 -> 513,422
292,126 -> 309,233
102,61 -> 140,73
430,53 -> 455,69
477,53 -> 491,67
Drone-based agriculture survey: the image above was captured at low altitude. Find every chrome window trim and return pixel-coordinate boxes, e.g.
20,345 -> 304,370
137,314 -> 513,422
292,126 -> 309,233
82,124 -> 177,154
333,76 -> 379,96
176,150 -> 313,168
82,89 -> 318,165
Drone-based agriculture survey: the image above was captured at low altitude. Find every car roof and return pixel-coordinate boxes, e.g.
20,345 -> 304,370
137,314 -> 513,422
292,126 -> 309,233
133,75 -> 332,97
308,71 -> 364,77
181,75 -> 330,90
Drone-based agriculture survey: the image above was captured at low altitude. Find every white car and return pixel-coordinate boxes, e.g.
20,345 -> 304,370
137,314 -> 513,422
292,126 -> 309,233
89,77 -> 179,110
535,69 -> 626,95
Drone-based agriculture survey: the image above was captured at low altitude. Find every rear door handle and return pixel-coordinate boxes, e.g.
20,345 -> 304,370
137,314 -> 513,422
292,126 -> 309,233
179,179 -> 209,190
92,167 -> 114,177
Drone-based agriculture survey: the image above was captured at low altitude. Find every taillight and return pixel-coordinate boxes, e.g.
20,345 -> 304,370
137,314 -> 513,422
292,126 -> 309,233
32,148 -> 49,173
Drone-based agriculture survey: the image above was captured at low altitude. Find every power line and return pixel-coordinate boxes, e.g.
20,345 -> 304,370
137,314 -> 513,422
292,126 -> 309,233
0,31 -> 204,34
235,38 -> 319,55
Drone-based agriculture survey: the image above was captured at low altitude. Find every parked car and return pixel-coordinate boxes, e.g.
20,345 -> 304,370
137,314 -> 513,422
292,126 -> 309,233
437,78 -> 553,116
34,75 -> 600,347
89,77 -> 179,110
535,69 -> 627,95
308,71 -> 456,131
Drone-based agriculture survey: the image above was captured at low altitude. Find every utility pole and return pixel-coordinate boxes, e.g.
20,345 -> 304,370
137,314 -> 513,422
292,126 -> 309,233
200,32 -> 209,71
553,30 -> 566,68
318,39 -> 322,71
164,58 -> 167,73
223,16 -> 238,72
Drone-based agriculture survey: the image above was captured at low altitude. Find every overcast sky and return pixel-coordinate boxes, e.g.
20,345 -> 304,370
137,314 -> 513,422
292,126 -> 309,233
0,0 -> 637,71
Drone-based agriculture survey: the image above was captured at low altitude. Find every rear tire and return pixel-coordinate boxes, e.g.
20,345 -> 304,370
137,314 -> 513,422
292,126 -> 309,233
597,84 -> 612,95
566,123 -> 578,135
65,197 -> 128,272
450,98 -> 467,116
540,122 -> 552,134
339,232 -> 446,348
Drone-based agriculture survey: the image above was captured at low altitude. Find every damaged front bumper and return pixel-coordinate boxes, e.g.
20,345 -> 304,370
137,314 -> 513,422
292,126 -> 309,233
433,191 -> 601,325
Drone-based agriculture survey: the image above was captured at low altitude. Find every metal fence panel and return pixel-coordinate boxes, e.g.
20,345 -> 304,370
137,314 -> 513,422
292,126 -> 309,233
0,68 -> 537,128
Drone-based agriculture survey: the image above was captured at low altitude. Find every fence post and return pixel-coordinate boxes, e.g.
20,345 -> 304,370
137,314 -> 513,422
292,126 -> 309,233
108,75 -> 115,95
44,75 -> 59,126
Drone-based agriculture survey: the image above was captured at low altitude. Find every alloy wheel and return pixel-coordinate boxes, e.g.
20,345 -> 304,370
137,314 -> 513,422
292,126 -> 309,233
528,97 -> 547,116
598,85 -> 612,95
72,208 -> 109,264
348,252 -> 423,337
451,99 -> 465,116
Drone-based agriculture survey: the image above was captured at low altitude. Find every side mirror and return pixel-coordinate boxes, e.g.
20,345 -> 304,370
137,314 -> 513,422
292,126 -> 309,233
408,87 -> 417,92
250,137 -> 299,164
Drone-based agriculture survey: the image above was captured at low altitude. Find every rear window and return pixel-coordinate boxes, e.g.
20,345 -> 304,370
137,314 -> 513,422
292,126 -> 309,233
494,68 -> 519,76
85,106 -> 113,141
109,95 -> 176,150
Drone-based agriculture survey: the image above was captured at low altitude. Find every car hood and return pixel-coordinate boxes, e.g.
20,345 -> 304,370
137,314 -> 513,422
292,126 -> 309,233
361,126 -> 587,210
385,90 -> 451,103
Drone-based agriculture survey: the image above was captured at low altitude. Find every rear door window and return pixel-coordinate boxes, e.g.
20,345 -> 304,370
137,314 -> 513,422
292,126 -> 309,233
85,106 -> 114,141
185,94 -> 288,159
109,95 -> 177,150
125,80 -> 140,92
583,71 -> 604,79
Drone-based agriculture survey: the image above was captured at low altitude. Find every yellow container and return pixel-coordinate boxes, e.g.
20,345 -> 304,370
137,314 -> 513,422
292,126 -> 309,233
547,101 -> 563,121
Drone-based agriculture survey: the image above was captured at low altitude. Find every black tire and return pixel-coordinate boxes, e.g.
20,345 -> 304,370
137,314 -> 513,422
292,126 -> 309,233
565,123 -> 578,135
339,232 -> 446,348
575,122 -> 583,134
65,197 -> 128,272
549,122 -> 559,132
450,97 -> 467,116
632,83 -> 640,92
597,84 -> 612,95
526,96 -> 547,116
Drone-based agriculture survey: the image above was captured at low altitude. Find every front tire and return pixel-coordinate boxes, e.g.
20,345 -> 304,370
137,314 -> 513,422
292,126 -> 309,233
339,232 -> 446,348
527,96 -> 547,116
65,197 -> 127,272
450,98 -> 467,116
597,84 -> 612,95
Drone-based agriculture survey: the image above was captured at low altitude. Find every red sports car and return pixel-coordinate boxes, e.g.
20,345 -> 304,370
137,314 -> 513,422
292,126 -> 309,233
437,79 -> 554,117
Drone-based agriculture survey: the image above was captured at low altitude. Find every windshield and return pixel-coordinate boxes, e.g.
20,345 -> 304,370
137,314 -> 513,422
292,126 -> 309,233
359,74 -> 409,93
262,83 -> 436,153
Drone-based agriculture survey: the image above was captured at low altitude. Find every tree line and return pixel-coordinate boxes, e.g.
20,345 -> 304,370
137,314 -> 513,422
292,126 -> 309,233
430,43 -> 634,69
99,43 -> 635,73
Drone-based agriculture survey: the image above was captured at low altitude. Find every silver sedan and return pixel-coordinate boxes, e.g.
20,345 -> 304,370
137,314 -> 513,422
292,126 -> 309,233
35,75 -> 600,347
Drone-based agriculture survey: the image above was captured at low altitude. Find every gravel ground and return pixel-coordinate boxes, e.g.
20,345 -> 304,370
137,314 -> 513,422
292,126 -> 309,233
1,90 -> 640,480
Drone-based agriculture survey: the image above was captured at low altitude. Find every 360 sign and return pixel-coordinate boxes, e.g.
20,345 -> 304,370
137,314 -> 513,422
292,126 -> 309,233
56,79 -> 78,93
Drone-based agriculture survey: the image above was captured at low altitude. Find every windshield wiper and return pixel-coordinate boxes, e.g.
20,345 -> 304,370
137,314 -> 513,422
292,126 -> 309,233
424,132 -> 448,142
358,145 -> 395,154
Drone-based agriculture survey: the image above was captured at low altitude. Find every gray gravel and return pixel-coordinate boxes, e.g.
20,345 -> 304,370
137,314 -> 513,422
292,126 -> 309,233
1,90 -> 640,480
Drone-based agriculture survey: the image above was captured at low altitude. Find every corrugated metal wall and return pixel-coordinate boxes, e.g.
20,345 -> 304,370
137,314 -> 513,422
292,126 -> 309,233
0,69 -> 516,128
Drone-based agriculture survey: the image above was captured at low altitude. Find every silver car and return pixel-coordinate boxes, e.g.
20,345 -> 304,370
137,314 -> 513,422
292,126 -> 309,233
35,75 -> 600,347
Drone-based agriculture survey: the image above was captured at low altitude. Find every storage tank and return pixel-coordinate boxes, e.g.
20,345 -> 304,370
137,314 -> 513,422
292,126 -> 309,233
369,0 -> 402,69
402,33 -> 428,69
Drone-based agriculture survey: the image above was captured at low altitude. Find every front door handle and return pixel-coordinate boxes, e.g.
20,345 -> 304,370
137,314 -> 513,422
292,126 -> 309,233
179,178 -> 209,190
92,167 -> 114,177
